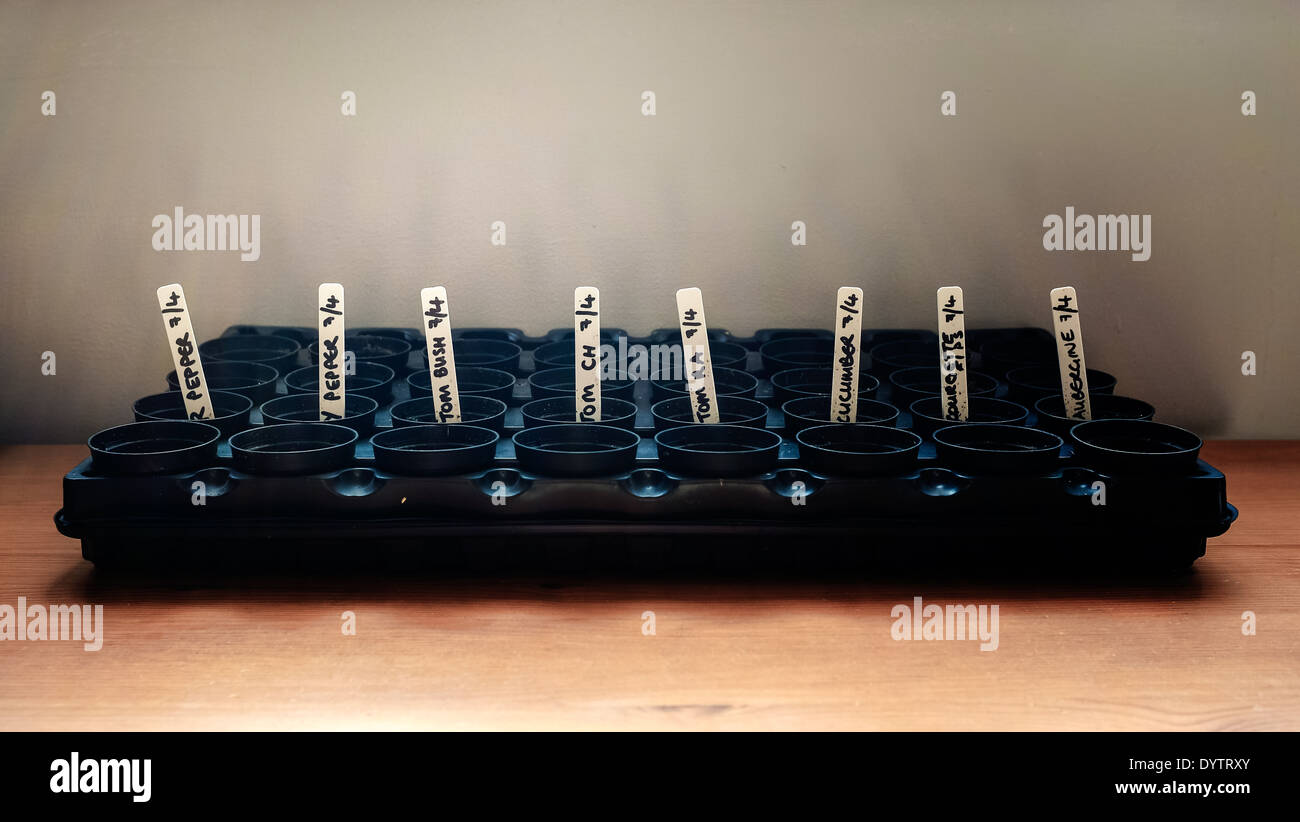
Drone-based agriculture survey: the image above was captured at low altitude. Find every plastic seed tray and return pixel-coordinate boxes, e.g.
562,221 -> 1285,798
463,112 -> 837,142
54,325 -> 1237,572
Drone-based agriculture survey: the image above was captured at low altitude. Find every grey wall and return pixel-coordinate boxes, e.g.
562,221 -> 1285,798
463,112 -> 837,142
1,0 -> 1296,442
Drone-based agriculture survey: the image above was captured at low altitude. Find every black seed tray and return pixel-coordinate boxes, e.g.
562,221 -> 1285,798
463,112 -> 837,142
54,326 -> 1236,572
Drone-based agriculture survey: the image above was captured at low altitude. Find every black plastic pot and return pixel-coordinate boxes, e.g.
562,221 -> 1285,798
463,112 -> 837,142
531,341 -> 578,369
867,340 -> 933,376
350,327 -> 423,346
651,396 -> 769,431
1005,366 -> 1117,404
1070,420 -> 1202,475
867,329 -> 939,346
654,425 -> 783,477
650,367 -> 759,404
167,361 -> 279,405
284,362 -> 396,405
933,423 -> 1063,476
88,420 -> 221,475
308,334 -> 413,374
133,390 -> 253,437
781,396 -> 900,434
908,397 -> 1029,438
199,334 -> 301,373
389,395 -> 508,433
796,424 -> 922,476
707,341 -> 750,370
512,424 -> 640,477
887,367 -> 1000,408
521,396 -> 638,429
425,338 -> 521,372
1033,394 -> 1155,437
526,368 -> 635,401
979,336 -> 1056,378
455,328 -> 524,343
371,425 -> 499,476
259,394 -> 379,436
229,423 -> 358,475
759,338 -> 833,373
407,366 -> 517,404
546,328 -> 624,343
769,367 -> 881,405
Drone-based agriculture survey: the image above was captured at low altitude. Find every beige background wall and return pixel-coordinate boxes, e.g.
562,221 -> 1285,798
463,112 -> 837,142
1,0 -> 1296,442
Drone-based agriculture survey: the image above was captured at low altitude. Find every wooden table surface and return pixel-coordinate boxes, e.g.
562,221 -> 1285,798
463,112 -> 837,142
1,442 -> 1296,731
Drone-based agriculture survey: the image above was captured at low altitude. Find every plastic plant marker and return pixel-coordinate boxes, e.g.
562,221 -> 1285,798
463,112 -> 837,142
317,283 -> 346,421
420,286 -> 462,423
574,286 -> 601,421
830,286 -> 864,422
675,287 -> 720,423
937,285 -> 970,422
155,283 -> 212,420
1049,286 -> 1092,421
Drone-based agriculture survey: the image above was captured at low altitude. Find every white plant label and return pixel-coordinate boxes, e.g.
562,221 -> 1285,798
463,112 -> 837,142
317,283 -> 346,421
937,286 -> 970,421
156,283 -> 211,420
421,286 -> 462,423
675,287 -> 720,423
830,287 -> 864,423
1050,286 -> 1092,421
574,286 -> 601,421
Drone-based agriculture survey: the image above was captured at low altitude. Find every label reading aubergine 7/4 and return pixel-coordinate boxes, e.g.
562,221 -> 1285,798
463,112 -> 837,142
317,283 -> 346,421
1050,285 -> 1092,421
156,283 -> 210,420
937,285 -> 969,422
675,287 -> 720,424
421,286 -> 462,423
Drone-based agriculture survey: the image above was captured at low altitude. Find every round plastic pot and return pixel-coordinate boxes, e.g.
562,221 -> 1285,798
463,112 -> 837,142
229,423 -> 358,475
389,395 -> 507,433
649,367 -> 758,404
769,367 -> 881,405
867,340 -> 934,376
1005,366 -> 1117,404
781,396 -> 899,435
759,338 -> 833,373
651,396 -> 769,431
133,390 -> 253,437
521,396 -> 638,430
371,425 -> 499,475
198,334 -> 301,373
284,362 -> 396,405
653,425 -> 782,478
908,397 -> 1029,439
887,367 -> 999,408
527,368 -> 635,401
1032,394 -> 1155,437
407,366 -> 516,404
425,338 -> 521,372
167,360 -> 279,405
309,334 -> 412,373
88,420 -> 221,475
512,424 -> 640,477
796,424 -> 922,476
1069,419 -> 1202,475
259,394 -> 379,436
933,423 -> 1062,476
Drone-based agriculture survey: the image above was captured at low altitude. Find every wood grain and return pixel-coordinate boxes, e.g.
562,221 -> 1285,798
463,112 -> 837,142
1,442 -> 1297,731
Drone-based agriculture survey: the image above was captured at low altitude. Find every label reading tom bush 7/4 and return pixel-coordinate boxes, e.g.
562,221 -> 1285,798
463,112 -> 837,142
421,286 -> 462,423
